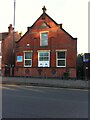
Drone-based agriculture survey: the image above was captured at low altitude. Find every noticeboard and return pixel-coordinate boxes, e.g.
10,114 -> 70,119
17,56 -> 23,62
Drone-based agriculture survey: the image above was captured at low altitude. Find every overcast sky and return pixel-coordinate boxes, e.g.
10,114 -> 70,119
0,0 -> 89,54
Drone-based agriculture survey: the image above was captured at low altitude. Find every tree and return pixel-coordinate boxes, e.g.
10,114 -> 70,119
77,54 -> 84,79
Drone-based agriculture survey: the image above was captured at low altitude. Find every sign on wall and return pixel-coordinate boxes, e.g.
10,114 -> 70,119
38,61 -> 49,67
83,53 -> 90,62
17,56 -> 23,62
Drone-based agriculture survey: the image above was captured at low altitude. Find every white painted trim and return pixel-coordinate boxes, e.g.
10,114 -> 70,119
24,51 -> 32,67
38,51 -> 50,67
37,50 -> 50,52
55,49 -> 67,52
23,50 -> 33,52
40,31 -> 49,34
56,51 -> 66,67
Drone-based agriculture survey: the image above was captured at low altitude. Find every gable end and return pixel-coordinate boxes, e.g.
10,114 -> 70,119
61,27 -> 77,40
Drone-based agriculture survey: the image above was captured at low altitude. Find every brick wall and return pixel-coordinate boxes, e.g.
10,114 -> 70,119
1,6 -> 77,78
14,13 -> 77,78
2,24 -> 21,76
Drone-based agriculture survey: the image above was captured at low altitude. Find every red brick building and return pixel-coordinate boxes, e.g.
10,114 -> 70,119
0,32 -> 8,74
14,6 -> 77,78
2,24 -> 21,76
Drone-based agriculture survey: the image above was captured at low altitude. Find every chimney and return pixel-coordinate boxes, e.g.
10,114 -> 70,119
19,32 -> 22,37
8,24 -> 14,34
27,27 -> 31,31
59,24 -> 62,28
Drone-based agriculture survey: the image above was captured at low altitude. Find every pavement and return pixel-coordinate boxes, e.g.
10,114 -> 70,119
1,77 -> 89,89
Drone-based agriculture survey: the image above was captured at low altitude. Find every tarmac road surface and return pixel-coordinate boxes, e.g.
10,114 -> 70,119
2,85 -> 88,118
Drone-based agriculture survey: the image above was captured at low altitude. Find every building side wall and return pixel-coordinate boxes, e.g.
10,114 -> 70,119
1,25 -> 21,76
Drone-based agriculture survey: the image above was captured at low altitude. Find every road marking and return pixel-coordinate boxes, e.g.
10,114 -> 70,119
1,84 -> 19,91
25,85 -> 89,92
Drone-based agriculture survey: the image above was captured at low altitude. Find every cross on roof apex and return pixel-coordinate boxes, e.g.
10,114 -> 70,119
42,6 -> 47,13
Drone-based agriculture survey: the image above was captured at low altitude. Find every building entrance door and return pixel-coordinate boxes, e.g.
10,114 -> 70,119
5,65 -> 10,77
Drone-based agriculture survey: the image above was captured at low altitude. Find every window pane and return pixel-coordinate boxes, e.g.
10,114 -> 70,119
57,52 -> 65,58
41,40 -> 48,46
44,52 -> 49,56
42,57 -> 49,61
58,60 -> 65,66
25,60 -> 31,66
41,33 -> 48,39
25,52 -> 32,59
40,52 -> 49,56
39,57 -> 43,61
39,56 -> 49,61
39,52 -> 49,61
44,57 -> 49,61
41,33 -> 48,46
39,53 -> 44,56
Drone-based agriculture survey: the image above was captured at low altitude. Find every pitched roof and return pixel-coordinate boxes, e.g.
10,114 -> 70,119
16,6 -> 77,42
30,12 -> 58,29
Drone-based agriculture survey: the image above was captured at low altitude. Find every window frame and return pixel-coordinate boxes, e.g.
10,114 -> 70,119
40,31 -> 49,46
56,50 -> 66,67
38,51 -> 50,67
24,51 -> 32,67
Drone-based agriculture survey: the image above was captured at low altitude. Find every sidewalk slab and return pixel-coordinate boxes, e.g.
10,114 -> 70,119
2,77 -> 89,89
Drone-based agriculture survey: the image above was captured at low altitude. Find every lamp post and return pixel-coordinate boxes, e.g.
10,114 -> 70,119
12,0 -> 16,76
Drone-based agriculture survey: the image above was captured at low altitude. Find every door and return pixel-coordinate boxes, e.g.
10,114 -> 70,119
5,65 -> 10,77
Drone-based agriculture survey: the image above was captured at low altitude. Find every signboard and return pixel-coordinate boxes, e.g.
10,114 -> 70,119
83,53 -> 90,62
17,56 -> 23,62
38,61 -> 49,67
83,59 -> 89,62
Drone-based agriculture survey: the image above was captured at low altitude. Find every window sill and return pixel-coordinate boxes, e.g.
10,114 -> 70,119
24,66 -> 32,68
40,46 -> 48,48
57,66 -> 66,68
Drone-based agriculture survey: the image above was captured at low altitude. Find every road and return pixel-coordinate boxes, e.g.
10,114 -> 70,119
2,85 -> 88,118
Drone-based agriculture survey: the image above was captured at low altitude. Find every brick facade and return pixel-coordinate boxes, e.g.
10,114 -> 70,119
2,24 -> 21,76
14,6 -> 77,78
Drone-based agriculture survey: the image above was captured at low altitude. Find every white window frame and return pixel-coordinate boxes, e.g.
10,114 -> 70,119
40,31 -> 49,46
56,50 -> 66,67
38,50 -> 50,67
24,51 -> 32,67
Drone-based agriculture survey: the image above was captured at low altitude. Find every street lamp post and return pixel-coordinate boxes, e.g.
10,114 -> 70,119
12,0 -> 16,76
